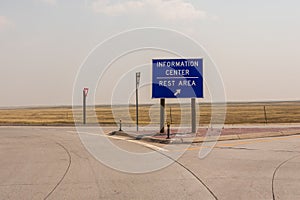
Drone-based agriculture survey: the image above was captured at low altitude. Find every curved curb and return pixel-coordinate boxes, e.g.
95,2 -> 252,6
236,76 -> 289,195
109,130 -> 300,144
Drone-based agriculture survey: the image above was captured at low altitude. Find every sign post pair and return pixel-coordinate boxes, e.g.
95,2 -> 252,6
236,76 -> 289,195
152,58 -> 203,134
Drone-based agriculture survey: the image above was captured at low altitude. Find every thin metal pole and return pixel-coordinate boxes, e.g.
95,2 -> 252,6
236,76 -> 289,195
160,99 -> 165,133
83,90 -> 86,125
136,76 -> 139,132
191,98 -> 196,133
264,106 -> 268,124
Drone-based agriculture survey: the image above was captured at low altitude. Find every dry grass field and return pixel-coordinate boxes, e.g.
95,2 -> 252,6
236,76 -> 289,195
0,101 -> 300,126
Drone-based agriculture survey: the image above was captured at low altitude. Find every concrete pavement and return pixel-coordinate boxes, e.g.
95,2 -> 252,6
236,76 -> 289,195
0,126 -> 300,199
0,127 -> 214,200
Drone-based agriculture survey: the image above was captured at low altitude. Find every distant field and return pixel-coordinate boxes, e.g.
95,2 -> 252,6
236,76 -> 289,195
0,102 -> 300,126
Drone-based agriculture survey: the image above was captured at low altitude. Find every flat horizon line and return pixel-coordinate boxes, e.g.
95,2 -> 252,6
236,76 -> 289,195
1,100 -> 300,110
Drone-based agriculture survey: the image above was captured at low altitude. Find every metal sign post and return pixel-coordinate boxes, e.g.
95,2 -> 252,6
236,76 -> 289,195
160,98 -> 165,133
136,72 -> 141,132
83,88 -> 88,124
191,98 -> 196,133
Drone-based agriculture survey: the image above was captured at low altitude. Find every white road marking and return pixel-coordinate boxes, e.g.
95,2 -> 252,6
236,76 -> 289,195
67,131 -> 105,136
67,131 -> 168,152
126,139 -> 168,152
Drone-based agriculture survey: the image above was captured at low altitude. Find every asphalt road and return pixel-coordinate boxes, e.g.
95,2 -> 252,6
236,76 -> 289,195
0,126 -> 299,200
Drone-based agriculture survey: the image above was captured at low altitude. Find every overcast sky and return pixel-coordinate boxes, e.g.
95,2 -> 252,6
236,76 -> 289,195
0,0 -> 300,107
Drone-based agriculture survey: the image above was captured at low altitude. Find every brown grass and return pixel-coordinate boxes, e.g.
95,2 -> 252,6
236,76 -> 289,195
0,102 -> 300,126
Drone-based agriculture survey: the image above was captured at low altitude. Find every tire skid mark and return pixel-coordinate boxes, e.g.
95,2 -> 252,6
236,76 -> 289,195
272,155 -> 300,200
122,140 -> 219,200
44,142 -> 72,200
158,151 -> 218,200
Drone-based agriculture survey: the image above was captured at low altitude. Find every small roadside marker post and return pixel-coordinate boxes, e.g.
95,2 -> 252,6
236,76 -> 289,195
119,119 -> 122,131
167,121 -> 171,139
83,88 -> 89,125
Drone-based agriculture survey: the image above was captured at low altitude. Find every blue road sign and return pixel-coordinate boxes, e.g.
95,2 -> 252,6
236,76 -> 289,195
152,58 -> 203,98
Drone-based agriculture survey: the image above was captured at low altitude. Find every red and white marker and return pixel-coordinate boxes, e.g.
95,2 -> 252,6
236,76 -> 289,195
83,88 -> 89,97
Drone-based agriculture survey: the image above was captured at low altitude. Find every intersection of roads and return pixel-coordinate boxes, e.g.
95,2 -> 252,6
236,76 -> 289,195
0,126 -> 299,199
